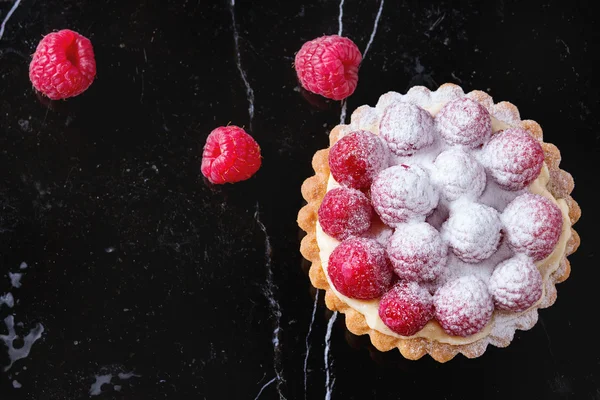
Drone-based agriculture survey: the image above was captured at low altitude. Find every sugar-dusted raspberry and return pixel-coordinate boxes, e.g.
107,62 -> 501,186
501,193 -> 563,261
434,275 -> 494,337
329,130 -> 389,190
328,237 -> 393,299
379,102 -> 435,156
435,97 -> 492,148
371,165 -> 439,227
442,202 -> 502,263
387,222 -> 448,282
29,29 -> 96,100
431,148 -> 486,201
482,128 -> 544,191
294,35 -> 362,100
379,281 -> 434,336
489,254 -> 543,312
201,125 -> 262,184
318,187 -> 373,241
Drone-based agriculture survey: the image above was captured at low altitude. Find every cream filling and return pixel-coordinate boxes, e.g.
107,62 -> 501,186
315,103 -> 573,345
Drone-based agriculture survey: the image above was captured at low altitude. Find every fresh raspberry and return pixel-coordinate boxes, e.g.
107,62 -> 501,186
379,102 -> 435,156
386,222 -> 448,282
201,125 -> 262,184
434,275 -> 494,337
489,255 -> 543,312
431,148 -> 486,201
442,202 -> 502,263
329,130 -> 389,190
371,165 -> 439,227
435,97 -> 492,148
327,237 -> 393,299
318,187 -> 373,241
501,193 -> 563,261
294,35 -> 362,100
482,128 -> 544,191
378,281 -> 434,336
29,29 -> 96,100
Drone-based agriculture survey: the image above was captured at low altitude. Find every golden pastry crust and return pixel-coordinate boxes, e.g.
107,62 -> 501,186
297,84 -> 581,362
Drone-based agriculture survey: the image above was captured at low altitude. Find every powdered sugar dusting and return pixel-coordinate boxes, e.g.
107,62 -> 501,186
431,148 -> 486,202
379,281 -> 434,336
318,187 -> 373,241
489,254 -> 543,312
436,97 -> 492,147
380,102 -> 435,156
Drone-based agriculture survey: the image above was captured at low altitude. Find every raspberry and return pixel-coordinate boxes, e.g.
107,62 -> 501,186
489,255 -> 543,312
386,222 -> 448,282
201,125 -> 262,184
482,128 -> 544,191
29,29 -> 96,100
379,102 -> 435,156
379,281 -> 434,336
431,148 -> 486,201
329,130 -> 389,190
371,165 -> 439,227
318,187 -> 373,241
434,275 -> 494,337
327,237 -> 393,299
442,202 -> 502,263
435,97 -> 492,148
294,35 -> 362,100
501,193 -> 563,261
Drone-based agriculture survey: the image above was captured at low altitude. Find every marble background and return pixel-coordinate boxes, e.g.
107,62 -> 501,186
0,0 -> 598,399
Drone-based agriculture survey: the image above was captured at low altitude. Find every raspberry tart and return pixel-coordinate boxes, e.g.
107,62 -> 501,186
298,83 -> 581,362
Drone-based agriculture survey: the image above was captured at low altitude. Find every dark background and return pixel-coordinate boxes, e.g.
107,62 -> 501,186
1,0 -> 598,399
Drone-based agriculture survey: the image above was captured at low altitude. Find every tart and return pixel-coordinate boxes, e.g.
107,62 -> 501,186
298,83 -> 581,362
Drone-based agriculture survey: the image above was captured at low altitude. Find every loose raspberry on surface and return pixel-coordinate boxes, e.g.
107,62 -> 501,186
201,125 -> 262,184
482,128 -> 544,191
501,193 -> 563,261
442,202 -> 502,263
434,275 -> 494,337
379,281 -> 434,336
387,222 -> 448,282
431,148 -> 486,201
379,102 -> 435,156
435,97 -> 492,148
294,35 -> 362,100
329,130 -> 389,190
489,254 -> 543,312
371,165 -> 439,227
318,187 -> 373,241
29,29 -> 96,100
327,237 -> 393,299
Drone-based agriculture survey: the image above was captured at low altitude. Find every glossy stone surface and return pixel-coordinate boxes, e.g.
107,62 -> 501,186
0,0 -> 598,399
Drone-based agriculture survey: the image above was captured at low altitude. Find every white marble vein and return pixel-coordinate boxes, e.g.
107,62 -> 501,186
362,0 -> 385,60
254,376 -> 277,400
339,101 -> 347,125
255,203 -> 287,400
303,289 -> 320,398
0,0 -> 22,41
324,311 -> 338,400
0,316 -> 44,371
337,0 -> 345,36
229,0 -> 255,131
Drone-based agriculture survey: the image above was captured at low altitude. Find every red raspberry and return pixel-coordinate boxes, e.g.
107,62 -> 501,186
386,222 -> 448,282
431,148 -> 486,201
482,128 -> 544,191
379,102 -> 435,156
379,281 -> 434,336
328,237 -> 393,299
442,202 -> 502,263
329,130 -> 389,190
435,97 -> 492,148
294,35 -> 362,100
318,187 -> 373,241
489,255 -> 543,312
434,275 -> 494,337
29,29 -> 96,100
201,125 -> 262,184
371,165 -> 439,227
501,193 -> 563,261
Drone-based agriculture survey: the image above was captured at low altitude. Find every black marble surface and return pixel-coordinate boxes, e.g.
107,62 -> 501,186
0,0 -> 599,399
